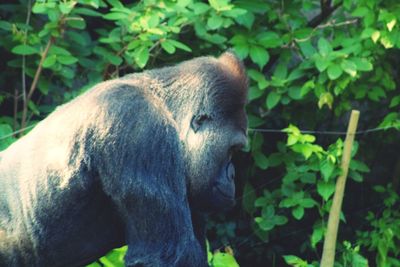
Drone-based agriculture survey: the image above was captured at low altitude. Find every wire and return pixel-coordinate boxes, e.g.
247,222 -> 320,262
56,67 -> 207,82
1,125 -> 398,141
249,126 -> 398,135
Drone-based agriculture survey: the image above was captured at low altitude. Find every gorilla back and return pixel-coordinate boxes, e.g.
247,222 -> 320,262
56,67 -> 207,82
0,52 -> 248,267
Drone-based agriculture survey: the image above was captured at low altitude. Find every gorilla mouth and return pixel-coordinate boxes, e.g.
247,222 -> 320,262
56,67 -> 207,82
214,161 -> 236,200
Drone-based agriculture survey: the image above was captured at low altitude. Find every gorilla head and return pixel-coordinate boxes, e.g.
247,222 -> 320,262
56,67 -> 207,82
179,53 -> 248,212
143,52 -> 248,212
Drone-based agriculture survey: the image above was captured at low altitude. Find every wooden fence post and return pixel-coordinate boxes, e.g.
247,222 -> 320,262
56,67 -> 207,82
320,110 -> 360,267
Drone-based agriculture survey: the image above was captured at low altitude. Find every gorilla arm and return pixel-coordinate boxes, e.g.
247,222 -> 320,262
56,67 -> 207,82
93,85 -> 207,267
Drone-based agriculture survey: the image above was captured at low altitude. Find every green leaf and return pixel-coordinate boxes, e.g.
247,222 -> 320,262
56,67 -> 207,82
315,55 -> 330,72
251,133 -> 263,150
273,63 -> 287,80
301,198 -> 316,208
161,40 -> 176,54
368,87 -> 386,101
0,20 -> 12,31
207,15 -> 223,30
380,35 -> 394,48
257,32 -> 282,48
349,170 -> 363,182
351,253 -> 369,267
253,151 -> 269,170
300,80 -> 315,96
273,215 -> 288,226
249,86 -> 263,101
50,46 -> 71,56
0,124 -> 16,150
311,226 -> 324,248
248,69 -> 268,90
320,158 -> 335,181
59,2 -> 75,14
256,217 -> 275,231
135,46 -> 149,68
248,114 -> 264,128
43,54 -> 57,68
327,64 -> 343,80
300,173 -> 316,184
374,185 -> 386,193
283,255 -> 309,266
288,86 -> 302,100
389,95 -> 400,108
57,55 -> 78,65
351,58 -> 373,71
361,28 -> 375,39
298,40 -> 316,58
73,7 -> 102,17
317,181 -> 335,201
292,206 -> 304,220
280,198 -> 296,208
107,0 -> 124,8
318,37 -> 332,57
212,251 -> 239,267
223,8 -> 247,18
191,3 -> 210,15
209,0 -> 231,11
233,43 -> 249,59
28,100 -> 40,115
67,17 -> 86,29
291,144 -> 313,159
11,45 -> 38,55
249,46 -> 269,69
32,3 -> 47,14
234,11 -> 254,29
103,12 -> 127,20
371,30 -> 380,43
386,18 -> 396,32
104,53 -> 122,66
168,40 -> 192,52
318,92 -> 333,109
60,67 -> 75,79
266,91 -> 280,109
287,134 -> 298,146
351,6 -> 370,17
268,153 -> 283,167
350,160 -> 370,172
341,60 -> 357,77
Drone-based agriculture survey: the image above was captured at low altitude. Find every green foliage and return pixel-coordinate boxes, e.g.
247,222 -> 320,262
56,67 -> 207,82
209,247 -> 240,267
86,246 -> 126,267
357,185 -> 400,267
2,0 -> 400,266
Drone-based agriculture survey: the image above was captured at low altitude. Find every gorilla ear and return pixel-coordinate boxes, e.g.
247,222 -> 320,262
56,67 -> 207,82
218,51 -> 247,90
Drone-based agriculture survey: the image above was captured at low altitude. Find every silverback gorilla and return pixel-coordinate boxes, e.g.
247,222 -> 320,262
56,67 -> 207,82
0,52 -> 248,266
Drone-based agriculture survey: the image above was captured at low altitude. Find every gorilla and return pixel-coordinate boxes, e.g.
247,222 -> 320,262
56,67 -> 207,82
0,51 -> 248,267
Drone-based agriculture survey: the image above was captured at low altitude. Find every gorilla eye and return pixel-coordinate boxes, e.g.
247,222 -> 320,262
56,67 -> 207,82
191,114 -> 211,133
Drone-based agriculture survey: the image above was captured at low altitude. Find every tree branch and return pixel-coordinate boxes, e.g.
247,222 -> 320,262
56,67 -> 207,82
262,1 -> 342,75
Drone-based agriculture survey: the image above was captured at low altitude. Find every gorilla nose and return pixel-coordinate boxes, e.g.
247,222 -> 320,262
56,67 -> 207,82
226,162 -> 235,180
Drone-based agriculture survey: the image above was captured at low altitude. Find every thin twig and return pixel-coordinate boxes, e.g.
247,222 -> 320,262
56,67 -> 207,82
20,36 -> 55,133
295,19 -> 359,43
19,0 -> 32,131
1,125 -> 36,140
13,88 -> 18,134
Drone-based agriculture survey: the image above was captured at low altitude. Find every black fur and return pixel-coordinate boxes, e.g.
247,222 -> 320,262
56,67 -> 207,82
0,52 -> 248,267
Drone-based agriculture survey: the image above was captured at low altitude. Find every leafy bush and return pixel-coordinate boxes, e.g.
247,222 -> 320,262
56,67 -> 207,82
2,0 -> 400,266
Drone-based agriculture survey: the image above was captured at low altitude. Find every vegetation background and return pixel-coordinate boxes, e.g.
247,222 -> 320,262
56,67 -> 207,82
1,0 -> 400,266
